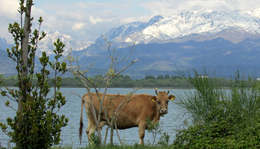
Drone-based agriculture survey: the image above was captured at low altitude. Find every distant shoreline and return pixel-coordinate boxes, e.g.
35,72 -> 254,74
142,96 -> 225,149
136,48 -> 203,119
0,85 -> 191,90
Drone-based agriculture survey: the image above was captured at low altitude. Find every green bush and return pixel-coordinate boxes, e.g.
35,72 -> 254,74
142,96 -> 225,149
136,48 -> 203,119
173,68 -> 260,148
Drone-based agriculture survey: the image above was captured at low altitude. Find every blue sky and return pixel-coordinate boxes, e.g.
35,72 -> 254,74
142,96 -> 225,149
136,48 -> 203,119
1,0 -> 260,42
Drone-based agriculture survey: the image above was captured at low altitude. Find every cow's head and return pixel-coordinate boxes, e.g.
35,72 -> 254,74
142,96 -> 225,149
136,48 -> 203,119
151,88 -> 175,115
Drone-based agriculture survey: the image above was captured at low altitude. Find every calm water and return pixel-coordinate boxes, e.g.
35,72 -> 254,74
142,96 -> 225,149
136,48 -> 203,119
0,88 -> 185,148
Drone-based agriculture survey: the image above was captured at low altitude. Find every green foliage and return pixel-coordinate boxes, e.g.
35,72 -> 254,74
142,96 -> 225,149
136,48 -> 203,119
173,106 -> 260,148
0,1 -> 68,148
145,75 -> 155,79
109,74 -> 133,87
164,74 -> 170,79
0,74 -> 6,80
158,132 -> 170,146
89,133 -> 101,148
173,68 -> 260,148
156,75 -> 164,80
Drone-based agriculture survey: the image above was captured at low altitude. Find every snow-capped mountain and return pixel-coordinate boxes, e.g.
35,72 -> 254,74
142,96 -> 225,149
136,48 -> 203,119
0,31 -> 94,56
99,8 -> 260,45
37,31 -> 93,56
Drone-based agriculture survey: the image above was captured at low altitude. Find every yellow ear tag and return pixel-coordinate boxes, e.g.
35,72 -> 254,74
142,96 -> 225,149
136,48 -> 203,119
171,97 -> 175,101
152,99 -> 155,102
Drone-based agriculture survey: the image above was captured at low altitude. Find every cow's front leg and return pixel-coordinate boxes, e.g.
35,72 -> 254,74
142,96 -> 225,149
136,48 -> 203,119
138,120 -> 147,145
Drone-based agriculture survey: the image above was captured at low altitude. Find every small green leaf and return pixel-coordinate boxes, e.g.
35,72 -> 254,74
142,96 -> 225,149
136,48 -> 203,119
1,91 -> 7,96
5,101 -> 10,106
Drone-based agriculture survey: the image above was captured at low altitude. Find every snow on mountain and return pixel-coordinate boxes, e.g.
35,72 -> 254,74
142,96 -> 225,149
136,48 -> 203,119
100,8 -> 260,45
37,31 -> 93,56
96,15 -> 164,42
0,31 -> 94,56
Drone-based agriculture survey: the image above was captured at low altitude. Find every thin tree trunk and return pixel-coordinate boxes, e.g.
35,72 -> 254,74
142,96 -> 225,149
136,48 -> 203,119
18,0 -> 32,112
103,127 -> 109,145
115,123 -> 124,147
17,0 -> 32,147
110,127 -> 114,146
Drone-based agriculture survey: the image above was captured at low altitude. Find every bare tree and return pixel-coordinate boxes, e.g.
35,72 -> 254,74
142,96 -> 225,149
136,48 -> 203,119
65,36 -> 138,146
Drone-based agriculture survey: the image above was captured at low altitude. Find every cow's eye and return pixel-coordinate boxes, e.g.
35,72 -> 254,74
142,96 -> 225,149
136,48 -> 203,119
157,100 -> 161,104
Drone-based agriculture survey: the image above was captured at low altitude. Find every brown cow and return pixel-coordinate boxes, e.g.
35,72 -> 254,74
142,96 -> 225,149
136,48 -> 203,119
79,89 -> 176,145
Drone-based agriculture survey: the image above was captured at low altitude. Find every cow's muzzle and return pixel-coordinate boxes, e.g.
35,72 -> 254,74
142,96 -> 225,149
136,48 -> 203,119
160,109 -> 168,114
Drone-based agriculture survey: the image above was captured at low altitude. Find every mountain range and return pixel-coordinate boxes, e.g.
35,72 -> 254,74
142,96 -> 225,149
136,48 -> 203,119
1,8 -> 260,79
78,37 -> 260,79
98,8 -> 260,46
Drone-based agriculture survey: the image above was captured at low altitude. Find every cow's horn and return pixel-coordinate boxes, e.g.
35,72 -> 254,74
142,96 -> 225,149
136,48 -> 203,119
155,88 -> 158,95
167,90 -> 169,94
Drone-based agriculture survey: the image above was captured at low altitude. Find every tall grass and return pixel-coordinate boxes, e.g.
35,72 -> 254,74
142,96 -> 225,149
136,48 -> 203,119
175,68 -> 228,124
173,68 -> 260,148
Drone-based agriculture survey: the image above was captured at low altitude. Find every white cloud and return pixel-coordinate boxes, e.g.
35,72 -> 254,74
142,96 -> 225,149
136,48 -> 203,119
55,11 -> 87,21
89,15 -> 103,24
0,0 -> 19,19
31,6 -> 45,19
139,1 -> 175,16
92,10 -> 117,22
140,0 -> 260,17
72,23 -> 87,30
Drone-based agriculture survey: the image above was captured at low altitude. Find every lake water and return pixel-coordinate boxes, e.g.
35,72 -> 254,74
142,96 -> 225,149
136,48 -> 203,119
0,88 -> 186,148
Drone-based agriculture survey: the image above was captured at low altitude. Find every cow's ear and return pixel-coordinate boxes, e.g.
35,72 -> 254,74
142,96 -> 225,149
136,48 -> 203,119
150,96 -> 157,102
168,95 -> 176,101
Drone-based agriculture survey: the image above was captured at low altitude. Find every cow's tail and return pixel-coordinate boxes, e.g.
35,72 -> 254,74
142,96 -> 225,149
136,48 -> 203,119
79,95 -> 84,144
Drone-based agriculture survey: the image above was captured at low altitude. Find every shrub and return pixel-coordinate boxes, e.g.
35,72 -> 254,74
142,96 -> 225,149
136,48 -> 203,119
173,68 -> 260,148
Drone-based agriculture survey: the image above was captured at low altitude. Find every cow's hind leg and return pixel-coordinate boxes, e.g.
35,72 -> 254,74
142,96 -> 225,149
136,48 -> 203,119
86,114 -> 97,145
138,120 -> 147,145
86,124 -> 96,145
